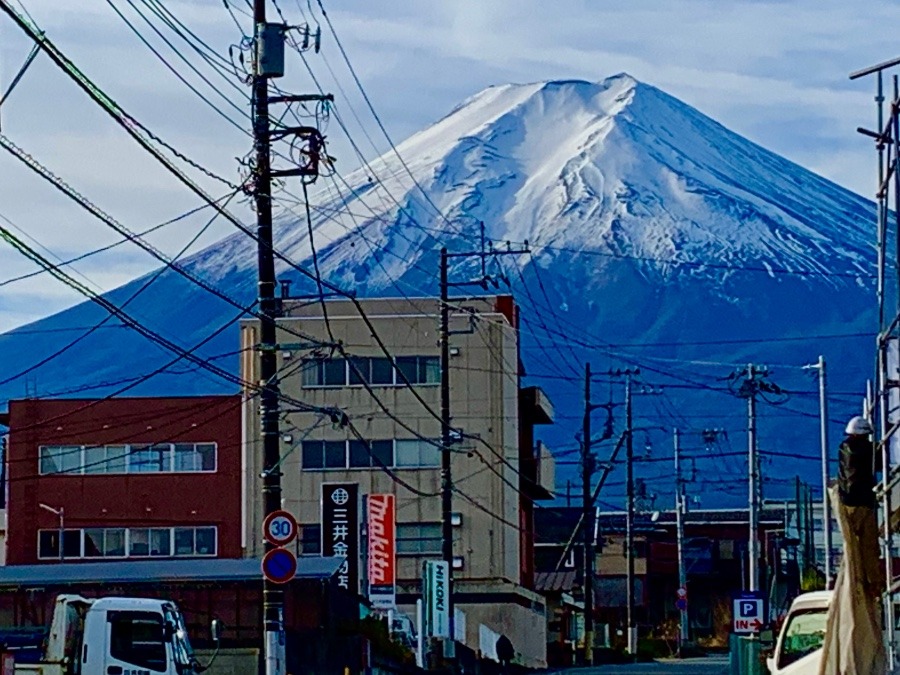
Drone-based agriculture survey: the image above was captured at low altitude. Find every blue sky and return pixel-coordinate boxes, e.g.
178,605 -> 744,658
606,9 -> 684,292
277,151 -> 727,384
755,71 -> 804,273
0,0 -> 897,330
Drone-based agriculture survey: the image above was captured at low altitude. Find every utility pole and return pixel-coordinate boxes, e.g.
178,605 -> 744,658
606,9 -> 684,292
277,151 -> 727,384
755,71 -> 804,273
816,356 -> 833,587
674,430 -> 688,650
582,363 -> 596,666
251,8 -> 284,675
251,11 -> 329,675
438,231 -> 529,660
624,371 -> 637,656
603,368 -> 639,656
747,365 -> 760,593
439,247 -> 454,649
729,363 -> 776,593
728,363 -> 778,593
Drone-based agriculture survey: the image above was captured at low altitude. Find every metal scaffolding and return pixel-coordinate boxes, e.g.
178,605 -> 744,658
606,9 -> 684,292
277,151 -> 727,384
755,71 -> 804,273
850,55 -> 900,671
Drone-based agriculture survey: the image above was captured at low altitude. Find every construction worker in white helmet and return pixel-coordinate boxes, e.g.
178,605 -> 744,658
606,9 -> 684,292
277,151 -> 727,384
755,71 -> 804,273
819,416 -> 887,675
837,415 -> 883,597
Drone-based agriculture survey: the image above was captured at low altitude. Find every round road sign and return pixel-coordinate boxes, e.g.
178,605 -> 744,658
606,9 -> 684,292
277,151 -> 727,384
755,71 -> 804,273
262,548 -> 297,584
676,587 -> 688,599
263,510 -> 298,547
675,598 -> 687,611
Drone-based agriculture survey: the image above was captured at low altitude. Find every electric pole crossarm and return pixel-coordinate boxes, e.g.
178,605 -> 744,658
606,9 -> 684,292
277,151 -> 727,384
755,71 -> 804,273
269,93 -> 334,104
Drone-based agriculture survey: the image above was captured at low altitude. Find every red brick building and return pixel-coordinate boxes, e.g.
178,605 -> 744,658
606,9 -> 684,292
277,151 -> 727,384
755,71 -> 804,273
2,396 -> 242,565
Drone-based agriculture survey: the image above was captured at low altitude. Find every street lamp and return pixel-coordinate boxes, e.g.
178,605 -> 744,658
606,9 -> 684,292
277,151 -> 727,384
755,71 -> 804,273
39,503 -> 64,562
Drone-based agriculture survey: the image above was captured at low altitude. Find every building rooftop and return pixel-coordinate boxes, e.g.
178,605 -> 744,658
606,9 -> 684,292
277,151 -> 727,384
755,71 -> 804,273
535,507 -> 786,544
534,570 -> 577,593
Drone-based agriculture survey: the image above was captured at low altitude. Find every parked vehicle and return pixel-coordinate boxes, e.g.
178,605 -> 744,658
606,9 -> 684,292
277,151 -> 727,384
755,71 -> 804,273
10,594 -> 220,675
766,590 -> 832,675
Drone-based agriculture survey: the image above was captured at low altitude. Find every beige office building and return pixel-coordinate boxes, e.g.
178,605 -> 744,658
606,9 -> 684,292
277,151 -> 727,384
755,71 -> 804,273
240,296 -> 555,667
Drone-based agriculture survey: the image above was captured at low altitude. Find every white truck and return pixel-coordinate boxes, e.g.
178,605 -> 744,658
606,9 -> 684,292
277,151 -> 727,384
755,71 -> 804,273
766,591 -> 832,675
10,595 -> 219,675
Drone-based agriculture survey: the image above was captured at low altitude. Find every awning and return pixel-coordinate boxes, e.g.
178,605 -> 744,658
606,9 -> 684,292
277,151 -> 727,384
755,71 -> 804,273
0,557 -> 342,587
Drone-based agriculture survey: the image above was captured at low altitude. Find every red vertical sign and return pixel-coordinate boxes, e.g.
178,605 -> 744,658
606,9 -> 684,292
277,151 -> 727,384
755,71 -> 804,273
367,493 -> 396,609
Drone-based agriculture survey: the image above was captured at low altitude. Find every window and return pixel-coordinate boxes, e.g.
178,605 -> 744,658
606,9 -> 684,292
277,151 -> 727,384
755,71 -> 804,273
302,358 -> 347,387
324,441 -> 345,469
301,440 -> 347,469
174,528 -> 194,556
83,528 -> 126,558
38,443 -> 218,475
174,527 -> 217,557
348,357 -> 394,386
396,356 -> 439,385
778,609 -> 828,669
150,528 -> 171,557
38,530 -> 59,559
39,446 -> 80,474
109,611 -> 167,672
298,524 -> 321,555
174,443 -> 216,472
395,439 -> 441,468
37,531 -> 85,559
38,526 -> 215,560
106,529 -> 126,557
303,439 -> 439,470
63,531 -> 81,558
397,523 -> 442,555
106,445 -> 129,473
130,528 -> 150,557
130,445 -> 169,473
302,355 -> 439,388
195,527 -> 216,555
349,440 -> 393,468
370,358 -> 394,385
83,446 -> 109,474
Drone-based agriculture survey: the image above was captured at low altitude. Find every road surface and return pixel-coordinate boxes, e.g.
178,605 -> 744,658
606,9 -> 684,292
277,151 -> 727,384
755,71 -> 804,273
546,655 -> 731,675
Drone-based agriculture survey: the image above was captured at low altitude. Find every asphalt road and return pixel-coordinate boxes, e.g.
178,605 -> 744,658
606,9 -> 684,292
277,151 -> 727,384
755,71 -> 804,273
546,655 -> 731,675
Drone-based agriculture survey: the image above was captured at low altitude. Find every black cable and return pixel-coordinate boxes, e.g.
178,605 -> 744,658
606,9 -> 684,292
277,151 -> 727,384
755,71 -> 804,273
0,198 -> 228,289
0,187 -> 243,388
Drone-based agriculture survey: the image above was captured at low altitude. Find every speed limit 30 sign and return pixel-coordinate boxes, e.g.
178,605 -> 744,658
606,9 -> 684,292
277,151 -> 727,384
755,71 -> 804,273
263,510 -> 298,546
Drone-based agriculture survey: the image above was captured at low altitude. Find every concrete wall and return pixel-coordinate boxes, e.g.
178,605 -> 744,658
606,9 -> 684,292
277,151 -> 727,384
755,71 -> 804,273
241,297 -> 522,584
193,649 -> 259,675
597,535 -> 647,576
241,297 -> 547,666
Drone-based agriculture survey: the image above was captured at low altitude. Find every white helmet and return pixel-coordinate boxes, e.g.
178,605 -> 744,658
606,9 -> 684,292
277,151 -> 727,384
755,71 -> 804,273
845,416 -> 874,435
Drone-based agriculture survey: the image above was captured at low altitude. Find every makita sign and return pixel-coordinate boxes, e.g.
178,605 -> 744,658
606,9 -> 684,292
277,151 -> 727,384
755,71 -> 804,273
367,494 -> 396,609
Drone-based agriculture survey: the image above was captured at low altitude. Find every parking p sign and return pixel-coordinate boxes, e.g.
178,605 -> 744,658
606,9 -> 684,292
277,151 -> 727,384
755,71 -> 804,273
733,593 -> 764,634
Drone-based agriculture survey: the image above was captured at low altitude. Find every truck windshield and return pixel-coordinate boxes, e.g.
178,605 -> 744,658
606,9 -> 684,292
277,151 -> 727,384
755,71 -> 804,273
108,611 -> 167,673
778,608 -> 828,669
163,606 -> 195,669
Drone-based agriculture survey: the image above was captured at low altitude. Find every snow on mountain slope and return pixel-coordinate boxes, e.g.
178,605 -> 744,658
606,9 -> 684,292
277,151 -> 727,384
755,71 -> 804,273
0,74 -> 877,504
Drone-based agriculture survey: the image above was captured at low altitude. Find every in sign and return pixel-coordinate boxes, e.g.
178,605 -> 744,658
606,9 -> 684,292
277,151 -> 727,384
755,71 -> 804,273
732,594 -> 764,634
262,548 -> 297,584
263,510 -> 298,546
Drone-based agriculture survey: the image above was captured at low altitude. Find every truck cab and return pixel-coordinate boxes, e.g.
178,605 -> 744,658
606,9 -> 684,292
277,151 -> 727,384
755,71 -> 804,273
766,591 -> 832,675
16,595 -> 204,675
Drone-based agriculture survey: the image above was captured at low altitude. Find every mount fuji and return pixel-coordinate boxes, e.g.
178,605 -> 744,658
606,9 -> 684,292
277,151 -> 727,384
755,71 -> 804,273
0,74 -> 877,505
